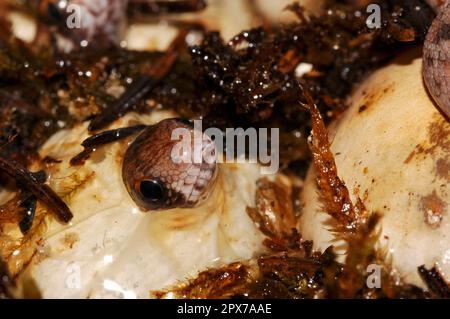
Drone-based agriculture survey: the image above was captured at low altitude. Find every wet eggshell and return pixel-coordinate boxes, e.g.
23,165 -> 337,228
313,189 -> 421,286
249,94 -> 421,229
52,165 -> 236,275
29,111 -> 269,298
299,50 -> 450,288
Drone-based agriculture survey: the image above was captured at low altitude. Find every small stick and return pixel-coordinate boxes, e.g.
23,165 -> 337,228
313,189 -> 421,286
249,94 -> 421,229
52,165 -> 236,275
0,157 -> 73,223
71,125 -> 147,165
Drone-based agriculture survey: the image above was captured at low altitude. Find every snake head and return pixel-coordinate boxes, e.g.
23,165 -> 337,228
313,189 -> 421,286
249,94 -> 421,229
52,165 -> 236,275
122,118 -> 217,211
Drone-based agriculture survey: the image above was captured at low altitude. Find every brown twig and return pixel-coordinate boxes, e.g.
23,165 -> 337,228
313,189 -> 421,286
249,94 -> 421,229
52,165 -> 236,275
70,125 -> 146,165
0,157 -> 72,223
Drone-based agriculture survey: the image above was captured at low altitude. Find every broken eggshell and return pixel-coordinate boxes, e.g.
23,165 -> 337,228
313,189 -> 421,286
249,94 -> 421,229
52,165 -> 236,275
299,49 -> 450,288
24,111 -> 271,298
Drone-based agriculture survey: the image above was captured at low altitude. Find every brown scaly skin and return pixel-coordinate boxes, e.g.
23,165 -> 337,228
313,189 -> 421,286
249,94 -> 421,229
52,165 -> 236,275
122,119 -> 217,211
423,0 -> 450,117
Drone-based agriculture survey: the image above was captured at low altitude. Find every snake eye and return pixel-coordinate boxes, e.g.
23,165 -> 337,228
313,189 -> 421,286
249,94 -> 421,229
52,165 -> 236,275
139,180 -> 166,203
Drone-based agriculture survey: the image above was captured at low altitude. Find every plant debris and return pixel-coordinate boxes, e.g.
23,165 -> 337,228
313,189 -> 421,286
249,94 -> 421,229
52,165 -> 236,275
0,0 -> 447,299
157,94 -> 448,299
0,156 -> 72,222
0,0 -> 435,169
418,266 -> 450,298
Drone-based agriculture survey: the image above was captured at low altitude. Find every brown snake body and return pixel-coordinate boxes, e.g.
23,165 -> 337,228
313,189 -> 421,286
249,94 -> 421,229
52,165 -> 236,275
424,0 -> 450,117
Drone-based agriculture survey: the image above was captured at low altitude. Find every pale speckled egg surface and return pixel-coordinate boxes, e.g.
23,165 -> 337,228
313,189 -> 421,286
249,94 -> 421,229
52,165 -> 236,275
299,50 -> 450,288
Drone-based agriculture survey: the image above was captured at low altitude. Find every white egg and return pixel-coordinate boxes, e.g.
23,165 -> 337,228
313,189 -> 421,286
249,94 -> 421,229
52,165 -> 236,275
299,49 -> 450,288
20,111 -> 271,298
